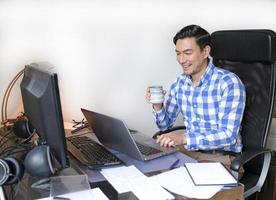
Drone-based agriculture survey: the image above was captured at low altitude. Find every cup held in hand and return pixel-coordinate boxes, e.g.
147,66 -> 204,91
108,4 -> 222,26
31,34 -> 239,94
149,86 -> 164,104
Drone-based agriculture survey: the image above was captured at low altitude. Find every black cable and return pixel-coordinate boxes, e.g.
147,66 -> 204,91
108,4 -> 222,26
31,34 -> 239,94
31,178 -> 50,190
0,143 -> 33,157
71,118 -> 89,134
1,145 -> 32,157
12,177 -> 20,199
0,122 -> 36,149
0,133 -> 34,151
72,118 -> 87,128
0,135 -> 15,150
9,184 -> 13,200
0,143 -> 32,153
1,143 -> 32,152
0,130 -> 12,146
9,173 -> 27,200
6,149 -> 30,157
6,149 -> 29,157
19,131 -> 36,144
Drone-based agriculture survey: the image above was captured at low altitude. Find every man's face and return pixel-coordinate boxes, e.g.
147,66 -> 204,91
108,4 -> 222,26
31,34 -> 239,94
175,37 -> 210,79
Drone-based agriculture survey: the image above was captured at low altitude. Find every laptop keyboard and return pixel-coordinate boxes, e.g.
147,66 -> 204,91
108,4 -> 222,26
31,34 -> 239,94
135,142 -> 162,156
67,136 -> 123,169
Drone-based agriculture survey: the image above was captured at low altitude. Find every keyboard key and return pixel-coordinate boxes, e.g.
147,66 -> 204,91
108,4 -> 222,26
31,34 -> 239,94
135,142 -> 162,156
67,136 -> 123,169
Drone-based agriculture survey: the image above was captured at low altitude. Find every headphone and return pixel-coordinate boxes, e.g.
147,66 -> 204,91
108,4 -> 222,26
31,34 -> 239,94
0,157 -> 24,186
0,117 -> 30,186
0,146 -> 55,184
24,145 -> 56,178
13,118 -> 35,140
1,117 -> 56,183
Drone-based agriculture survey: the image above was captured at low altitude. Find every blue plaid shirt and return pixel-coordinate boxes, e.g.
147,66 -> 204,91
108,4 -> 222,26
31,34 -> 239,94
153,61 -> 246,153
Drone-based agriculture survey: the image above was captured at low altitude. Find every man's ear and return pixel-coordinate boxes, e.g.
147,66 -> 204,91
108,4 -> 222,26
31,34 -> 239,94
203,45 -> 211,58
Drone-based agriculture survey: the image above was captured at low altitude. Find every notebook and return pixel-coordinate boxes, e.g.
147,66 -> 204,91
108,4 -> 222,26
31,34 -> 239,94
184,162 -> 238,186
81,108 -> 178,161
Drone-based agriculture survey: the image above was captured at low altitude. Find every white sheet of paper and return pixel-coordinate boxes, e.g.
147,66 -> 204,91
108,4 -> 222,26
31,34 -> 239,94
185,162 -> 237,185
150,167 -> 223,199
36,188 -> 108,200
128,175 -> 174,200
100,165 -> 174,200
100,165 -> 144,193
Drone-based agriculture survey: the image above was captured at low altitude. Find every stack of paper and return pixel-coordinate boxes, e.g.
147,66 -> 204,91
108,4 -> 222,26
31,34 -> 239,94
100,162 -> 237,199
150,166 -> 223,199
150,162 -> 237,199
100,165 -> 174,200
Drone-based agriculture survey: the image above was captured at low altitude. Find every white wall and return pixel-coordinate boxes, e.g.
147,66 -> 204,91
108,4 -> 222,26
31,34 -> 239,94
1,0 -> 276,136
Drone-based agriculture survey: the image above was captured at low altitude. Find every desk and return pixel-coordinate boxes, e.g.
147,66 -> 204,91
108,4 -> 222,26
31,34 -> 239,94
13,166 -> 243,200
0,127 -> 243,200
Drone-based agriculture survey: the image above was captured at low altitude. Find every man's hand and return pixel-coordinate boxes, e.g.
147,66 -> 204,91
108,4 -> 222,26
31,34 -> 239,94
156,132 -> 187,147
145,87 -> 166,111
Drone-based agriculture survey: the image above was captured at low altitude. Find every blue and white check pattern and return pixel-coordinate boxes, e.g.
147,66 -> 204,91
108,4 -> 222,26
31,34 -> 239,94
154,61 -> 246,153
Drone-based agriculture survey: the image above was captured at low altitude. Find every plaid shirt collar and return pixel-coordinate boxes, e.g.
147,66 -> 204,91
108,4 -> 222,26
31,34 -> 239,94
182,60 -> 214,87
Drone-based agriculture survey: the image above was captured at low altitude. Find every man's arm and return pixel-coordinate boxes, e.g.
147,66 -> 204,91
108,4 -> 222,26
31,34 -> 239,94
153,81 -> 181,131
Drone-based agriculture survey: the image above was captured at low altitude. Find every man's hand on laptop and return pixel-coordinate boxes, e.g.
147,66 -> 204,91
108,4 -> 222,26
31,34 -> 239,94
156,133 -> 187,147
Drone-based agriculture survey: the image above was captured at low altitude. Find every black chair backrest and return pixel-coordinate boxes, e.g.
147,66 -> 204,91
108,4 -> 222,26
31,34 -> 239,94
211,30 -> 276,151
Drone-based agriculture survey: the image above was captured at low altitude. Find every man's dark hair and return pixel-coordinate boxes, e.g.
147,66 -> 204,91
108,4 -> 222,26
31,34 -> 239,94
173,25 -> 211,50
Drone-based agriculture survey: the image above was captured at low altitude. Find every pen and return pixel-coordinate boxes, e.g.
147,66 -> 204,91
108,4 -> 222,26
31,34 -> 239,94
53,196 -> 70,200
169,159 -> 180,170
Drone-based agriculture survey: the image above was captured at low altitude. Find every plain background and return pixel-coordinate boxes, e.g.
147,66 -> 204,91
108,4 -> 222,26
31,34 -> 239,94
1,0 -> 276,141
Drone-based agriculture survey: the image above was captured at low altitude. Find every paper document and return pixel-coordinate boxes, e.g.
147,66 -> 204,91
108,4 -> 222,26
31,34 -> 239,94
36,188 -> 108,200
100,165 -> 174,200
150,166 -> 223,199
185,162 -> 237,186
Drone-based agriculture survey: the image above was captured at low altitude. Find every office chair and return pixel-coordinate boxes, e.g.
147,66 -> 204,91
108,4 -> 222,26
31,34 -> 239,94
153,29 -> 276,198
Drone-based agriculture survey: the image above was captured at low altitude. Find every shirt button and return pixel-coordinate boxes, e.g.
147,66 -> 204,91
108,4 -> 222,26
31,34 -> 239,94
193,104 -> 197,108
197,117 -> 200,121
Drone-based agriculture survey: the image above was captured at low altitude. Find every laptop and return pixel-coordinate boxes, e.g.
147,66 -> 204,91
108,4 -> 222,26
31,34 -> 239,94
81,108 -> 178,161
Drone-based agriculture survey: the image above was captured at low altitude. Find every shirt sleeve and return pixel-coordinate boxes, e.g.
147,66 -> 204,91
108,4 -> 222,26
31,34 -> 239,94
185,74 -> 246,150
153,80 -> 181,131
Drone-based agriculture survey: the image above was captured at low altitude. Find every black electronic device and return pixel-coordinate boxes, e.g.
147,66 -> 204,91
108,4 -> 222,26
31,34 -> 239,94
13,117 -> 35,140
0,157 -> 24,186
66,135 -> 123,169
20,63 -> 69,177
24,145 -> 55,177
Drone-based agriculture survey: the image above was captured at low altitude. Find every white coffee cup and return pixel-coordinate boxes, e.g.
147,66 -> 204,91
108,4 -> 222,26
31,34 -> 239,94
149,86 -> 164,104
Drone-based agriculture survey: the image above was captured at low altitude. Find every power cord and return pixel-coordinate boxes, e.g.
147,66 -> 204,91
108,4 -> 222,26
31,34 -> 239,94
0,143 -> 33,157
71,119 -> 89,134
0,130 -> 13,147
1,68 -> 24,128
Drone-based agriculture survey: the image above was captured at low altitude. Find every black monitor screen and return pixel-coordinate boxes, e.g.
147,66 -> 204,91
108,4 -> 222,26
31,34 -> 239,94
20,63 -> 69,168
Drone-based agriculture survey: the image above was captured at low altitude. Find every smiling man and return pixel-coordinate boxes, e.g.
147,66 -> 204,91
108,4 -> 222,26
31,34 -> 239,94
145,25 -> 246,163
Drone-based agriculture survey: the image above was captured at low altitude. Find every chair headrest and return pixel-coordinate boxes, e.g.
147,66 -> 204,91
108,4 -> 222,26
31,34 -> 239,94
211,30 -> 276,62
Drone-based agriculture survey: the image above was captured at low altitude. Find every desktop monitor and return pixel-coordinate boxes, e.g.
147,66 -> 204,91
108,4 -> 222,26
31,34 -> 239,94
20,63 -> 69,168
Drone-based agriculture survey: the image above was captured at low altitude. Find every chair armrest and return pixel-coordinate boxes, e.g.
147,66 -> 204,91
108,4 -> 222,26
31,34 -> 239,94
230,148 -> 271,171
231,148 -> 271,197
152,126 -> 186,139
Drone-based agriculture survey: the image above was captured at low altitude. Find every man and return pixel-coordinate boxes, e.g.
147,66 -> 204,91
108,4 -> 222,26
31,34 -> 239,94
145,25 -> 246,166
